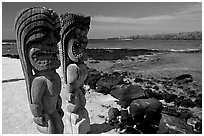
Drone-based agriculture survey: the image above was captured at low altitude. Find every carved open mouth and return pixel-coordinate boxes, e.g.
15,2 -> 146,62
72,40 -> 86,58
31,50 -> 59,66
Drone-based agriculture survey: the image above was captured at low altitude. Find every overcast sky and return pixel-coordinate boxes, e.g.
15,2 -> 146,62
2,2 -> 202,39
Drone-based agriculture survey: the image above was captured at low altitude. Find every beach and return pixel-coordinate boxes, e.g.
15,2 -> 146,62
2,50 -> 202,134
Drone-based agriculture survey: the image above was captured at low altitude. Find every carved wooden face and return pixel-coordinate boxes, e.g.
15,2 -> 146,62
67,27 -> 88,62
28,32 -> 60,71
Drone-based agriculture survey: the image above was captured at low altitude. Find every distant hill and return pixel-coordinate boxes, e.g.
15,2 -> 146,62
2,31 -> 202,42
108,31 -> 202,40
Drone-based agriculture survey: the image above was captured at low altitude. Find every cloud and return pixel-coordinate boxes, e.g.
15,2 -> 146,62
92,3 -> 201,25
173,3 -> 202,23
92,15 -> 175,24
175,3 -> 202,17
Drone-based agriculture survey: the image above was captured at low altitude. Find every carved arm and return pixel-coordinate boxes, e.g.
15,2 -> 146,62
30,77 -> 46,126
66,64 -> 78,102
56,95 -> 64,118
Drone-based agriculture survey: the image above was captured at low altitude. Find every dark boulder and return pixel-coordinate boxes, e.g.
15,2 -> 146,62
179,99 -> 197,108
129,98 -> 162,121
162,106 -> 181,117
187,89 -> 196,97
164,93 -> 178,103
144,89 -> 154,98
108,108 -> 120,126
95,86 -> 111,94
195,121 -> 202,133
158,114 -> 195,134
175,96 -> 186,106
179,110 -> 191,122
174,74 -> 193,84
144,89 -> 164,100
121,110 -> 134,125
134,110 -> 162,134
111,85 -> 146,108
108,108 -> 120,120
121,71 -> 128,77
96,72 -> 123,91
178,96 -> 185,101
154,91 -> 165,100
194,98 -> 202,108
129,98 -> 162,134
85,68 -> 102,89
119,127 -> 141,134
134,76 -> 144,83
145,84 -> 152,89
153,85 -> 159,90
197,93 -> 202,99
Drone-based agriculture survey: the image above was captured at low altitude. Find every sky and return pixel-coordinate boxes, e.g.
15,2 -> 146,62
2,1 -> 202,39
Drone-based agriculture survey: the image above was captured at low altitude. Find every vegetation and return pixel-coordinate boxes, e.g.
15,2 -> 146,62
108,31 -> 202,40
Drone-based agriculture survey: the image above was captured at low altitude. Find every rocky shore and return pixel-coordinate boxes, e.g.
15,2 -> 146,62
83,51 -> 202,134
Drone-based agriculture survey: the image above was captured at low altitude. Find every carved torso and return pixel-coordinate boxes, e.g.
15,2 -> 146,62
67,63 -> 88,88
31,70 -> 61,114
66,63 -> 88,112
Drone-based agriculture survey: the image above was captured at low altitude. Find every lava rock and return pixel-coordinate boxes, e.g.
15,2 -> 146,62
96,72 -> 123,92
120,110 -> 134,127
195,121 -> 202,133
145,89 -> 164,100
162,106 -> 181,117
154,92 -> 165,100
134,76 -> 144,83
129,98 -> 162,122
108,108 -> 120,123
85,68 -> 102,89
153,85 -> 159,90
194,98 -> 202,108
120,127 -> 141,134
158,114 -> 195,134
121,71 -> 128,77
178,96 -> 185,101
111,85 -> 146,108
187,89 -> 196,97
95,86 -> 111,94
144,110 -> 162,126
145,85 -> 152,89
174,74 -> 193,84
164,93 -> 178,103
180,110 -> 191,122
179,99 -> 197,108
175,96 -> 186,106
197,93 -> 202,99
144,89 -> 154,97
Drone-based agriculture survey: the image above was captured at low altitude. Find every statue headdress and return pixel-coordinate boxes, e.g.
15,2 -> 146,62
59,13 -> 90,84
14,7 -> 61,104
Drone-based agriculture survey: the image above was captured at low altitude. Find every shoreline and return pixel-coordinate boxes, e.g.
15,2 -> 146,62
2,50 -> 202,86
2,48 -> 201,60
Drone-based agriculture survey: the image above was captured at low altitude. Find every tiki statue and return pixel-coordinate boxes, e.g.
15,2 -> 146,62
14,7 -> 64,134
59,13 -> 91,134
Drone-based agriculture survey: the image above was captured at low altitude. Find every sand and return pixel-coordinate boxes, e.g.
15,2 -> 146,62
2,57 -> 39,134
2,57 -> 120,134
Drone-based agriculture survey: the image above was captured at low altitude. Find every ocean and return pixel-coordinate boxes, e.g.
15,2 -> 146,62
88,39 -> 202,51
2,39 -> 202,58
